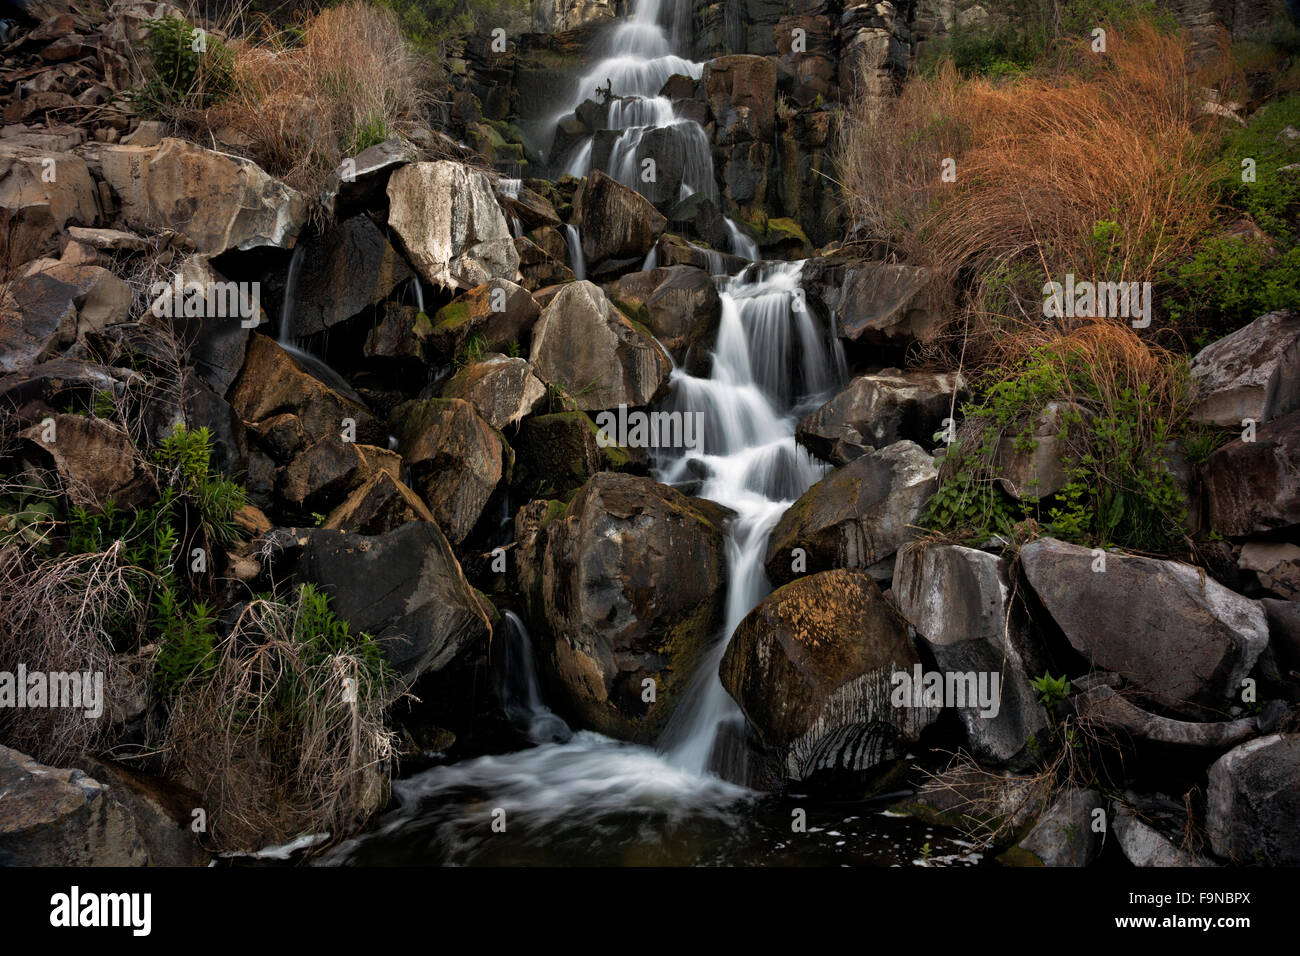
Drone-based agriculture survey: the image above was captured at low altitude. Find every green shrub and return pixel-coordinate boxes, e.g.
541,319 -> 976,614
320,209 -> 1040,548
1165,237 -> 1300,345
139,15 -> 235,108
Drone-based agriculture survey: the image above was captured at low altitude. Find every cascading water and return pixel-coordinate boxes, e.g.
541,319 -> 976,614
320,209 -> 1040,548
563,224 -> 586,280
496,612 -> 573,745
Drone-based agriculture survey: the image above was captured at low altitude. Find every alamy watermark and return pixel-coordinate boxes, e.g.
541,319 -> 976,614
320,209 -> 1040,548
150,275 -> 261,328
891,664 -> 1001,718
595,405 -> 705,452
0,666 -> 104,719
1043,274 -> 1152,328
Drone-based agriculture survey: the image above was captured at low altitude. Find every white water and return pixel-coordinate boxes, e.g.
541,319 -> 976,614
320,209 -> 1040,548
497,612 -> 572,745
563,224 -> 586,280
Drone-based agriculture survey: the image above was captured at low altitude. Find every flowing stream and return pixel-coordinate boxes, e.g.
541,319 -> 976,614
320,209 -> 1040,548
320,0 -> 974,867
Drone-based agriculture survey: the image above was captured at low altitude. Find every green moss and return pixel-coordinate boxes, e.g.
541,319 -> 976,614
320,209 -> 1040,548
995,844 -> 1047,867
432,300 -> 473,332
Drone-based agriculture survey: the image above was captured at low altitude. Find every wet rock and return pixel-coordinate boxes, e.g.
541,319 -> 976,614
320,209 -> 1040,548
614,264 -> 721,366
281,215 -> 412,337
322,470 -> 435,535
797,369 -> 965,465
389,397 -> 510,544
1011,789 -> 1105,867
518,472 -> 730,741
440,354 -> 546,430
1189,310 -> 1300,427
229,335 -> 384,446
720,569 -> 932,786
835,262 -> 943,345
269,522 -> 493,682
276,436 -> 400,513
1020,538 -> 1270,717
429,278 -> 540,359
894,543 -> 1048,767
363,303 -> 433,364
572,170 -> 667,264
0,744 -> 147,866
153,254 -> 253,395
1203,408 -> 1300,537
1207,734 -> 1300,865
20,413 -> 156,510
528,280 -> 672,411
764,440 -> 938,586
99,138 -> 305,254
385,160 -> 520,291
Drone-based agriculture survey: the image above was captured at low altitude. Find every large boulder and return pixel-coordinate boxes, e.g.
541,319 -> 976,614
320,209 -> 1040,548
1207,734 -> 1300,865
269,522 -> 493,682
1020,538 -> 1269,717
517,472 -> 730,741
19,413 -> 156,510
528,280 -> 672,411
389,397 -> 510,544
893,543 -> 1048,767
0,745 -> 147,866
385,161 -> 519,291
428,277 -> 540,358
281,215 -> 412,337
229,335 -> 383,446
509,410 -> 636,500
1202,408 -> 1300,537
1010,789 -> 1105,867
99,138 -> 305,254
835,262 -> 944,345
993,401 -> 1078,500
0,271 -> 79,373
1112,805 -> 1215,867
321,471 -> 435,536
719,569 -> 933,786
0,143 -> 100,262
797,369 -> 965,465
440,354 -> 547,430
614,264 -> 721,367
276,436 -> 400,513
572,170 -> 667,264
152,254 -> 253,395
764,440 -> 938,586
1189,310 -> 1300,427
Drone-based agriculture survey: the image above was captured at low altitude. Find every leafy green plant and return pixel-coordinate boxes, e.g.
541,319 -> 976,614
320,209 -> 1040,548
344,115 -> 390,156
153,589 -> 219,695
139,16 -> 234,109
1031,672 -> 1073,708
153,424 -> 247,547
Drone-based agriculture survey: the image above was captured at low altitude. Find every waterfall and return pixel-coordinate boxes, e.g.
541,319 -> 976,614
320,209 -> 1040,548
653,261 -> 836,776
497,612 -> 572,745
563,224 -> 586,280
278,242 -> 306,344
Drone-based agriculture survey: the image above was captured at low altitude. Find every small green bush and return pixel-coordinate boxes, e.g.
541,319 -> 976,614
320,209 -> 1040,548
140,15 -> 235,109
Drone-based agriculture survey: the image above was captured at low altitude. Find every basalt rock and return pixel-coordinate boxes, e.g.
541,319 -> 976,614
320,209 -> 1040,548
835,262 -> 944,345
19,413 -> 156,510
440,354 -> 547,431
1203,408 -> 1300,537
572,170 -> 667,265
614,264 -> 721,368
1189,311 -> 1300,427
429,277 -> 539,360
1207,734 -> 1300,865
0,143 -> 100,262
276,436 -> 401,514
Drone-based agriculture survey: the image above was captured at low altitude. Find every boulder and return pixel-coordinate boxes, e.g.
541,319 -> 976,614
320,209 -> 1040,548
389,397 -> 510,544
276,436 -> 400,513
21,259 -> 131,337
429,277 -> 540,357
320,137 -> 417,220
20,413 -> 156,510
281,215 -> 412,337
893,543 -> 1048,767
0,143 -> 100,262
229,335 -> 384,447
385,161 -> 520,291
518,472 -> 730,741
1020,538 -> 1269,717
528,280 -> 672,411
1189,310 -> 1300,427
1077,684 -> 1282,749
0,745 -> 147,866
99,138 -> 305,254
764,440 -> 938,586
510,410 -> 636,500
836,262 -> 943,345
1010,789 -> 1105,867
151,255 -> 253,395
993,401 -> 1078,500
1238,541 -> 1300,599
797,369 -> 965,465
74,757 -> 209,866
1113,805 -> 1214,867
572,170 -> 667,264
363,303 -> 433,364
719,569 -> 933,785
614,264 -> 721,366
0,271 -> 79,373
1203,408 -> 1300,537
322,470 -> 435,535
440,354 -> 547,430
1262,598 -> 1300,670
1207,734 -> 1300,865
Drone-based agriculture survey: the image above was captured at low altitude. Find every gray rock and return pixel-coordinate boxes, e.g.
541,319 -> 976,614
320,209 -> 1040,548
1113,805 -> 1214,867
1189,310 -> 1300,427
1015,788 -> 1105,866
573,170 -> 668,264
1207,734 -> 1300,865
836,262 -> 943,345
1203,408 -> 1300,536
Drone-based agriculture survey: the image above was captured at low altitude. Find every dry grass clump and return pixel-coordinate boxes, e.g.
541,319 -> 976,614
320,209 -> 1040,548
838,20 -> 1232,368
164,587 -> 399,852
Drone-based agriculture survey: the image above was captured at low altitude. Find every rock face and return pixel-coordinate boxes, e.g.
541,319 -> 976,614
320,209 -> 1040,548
99,138 -> 305,254
528,280 -> 672,411
703,54 -> 778,140
797,369 -> 964,465
440,355 -> 547,430
282,215 -> 412,337
764,440 -> 938,586
386,161 -> 520,291
1202,408 -> 1300,537
430,278 -> 540,357
1013,789 -> 1105,867
893,543 -> 1048,767
532,0 -> 616,33
20,413 -> 156,509
719,569 -> 931,785
993,401 -> 1077,500
0,745 -> 147,866
1189,311 -> 1300,427
518,472 -> 730,741
572,170 -> 667,264
390,398 -> 510,544
1020,538 -> 1269,717
0,143 -> 100,262
614,265 -> 721,366
836,262 -> 943,345
1207,735 -> 1300,865
272,522 -> 493,682
230,335 -> 385,446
